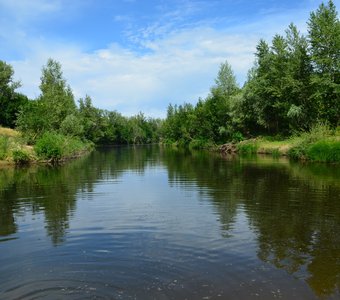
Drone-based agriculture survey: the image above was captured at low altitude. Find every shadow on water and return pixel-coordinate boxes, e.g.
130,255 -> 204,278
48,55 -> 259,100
0,146 -> 339,298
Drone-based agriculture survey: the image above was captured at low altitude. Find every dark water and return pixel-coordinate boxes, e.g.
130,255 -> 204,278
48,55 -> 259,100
0,146 -> 339,300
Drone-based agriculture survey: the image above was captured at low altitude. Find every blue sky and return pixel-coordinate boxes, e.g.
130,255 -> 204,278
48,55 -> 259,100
0,0 -> 338,117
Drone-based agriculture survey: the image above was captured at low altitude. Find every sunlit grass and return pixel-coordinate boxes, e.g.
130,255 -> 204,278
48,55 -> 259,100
235,124 -> 340,162
0,127 -> 20,137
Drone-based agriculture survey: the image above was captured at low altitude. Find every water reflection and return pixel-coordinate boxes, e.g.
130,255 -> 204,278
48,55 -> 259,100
0,146 -> 339,298
161,149 -> 340,297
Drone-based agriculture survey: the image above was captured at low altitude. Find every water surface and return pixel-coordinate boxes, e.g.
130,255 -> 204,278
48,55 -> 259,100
0,146 -> 339,299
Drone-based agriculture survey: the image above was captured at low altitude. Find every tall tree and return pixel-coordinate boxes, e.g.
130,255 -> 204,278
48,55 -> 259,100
308,0 -> 340,126
213,61 -> 239,98
285,23 -> 314,131
39,58 -> 76,130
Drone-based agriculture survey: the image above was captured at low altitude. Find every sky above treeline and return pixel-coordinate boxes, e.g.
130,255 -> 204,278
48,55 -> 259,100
1,0 -> 338,117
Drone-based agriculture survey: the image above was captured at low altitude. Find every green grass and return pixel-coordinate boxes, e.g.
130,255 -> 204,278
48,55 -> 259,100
287,124 -> 339,162
12,149 -> 31,165
237,142 -> 258,154
0,136 -> 10,160
234,124 -> 340,163
306,140 -> 340,162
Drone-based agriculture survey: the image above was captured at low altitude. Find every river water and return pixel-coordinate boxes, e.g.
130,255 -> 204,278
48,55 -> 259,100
0,146 -> 339,299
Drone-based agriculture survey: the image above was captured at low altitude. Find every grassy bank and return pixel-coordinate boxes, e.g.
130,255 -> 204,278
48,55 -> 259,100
235,125 -> 340,163
0,127 -> 93,166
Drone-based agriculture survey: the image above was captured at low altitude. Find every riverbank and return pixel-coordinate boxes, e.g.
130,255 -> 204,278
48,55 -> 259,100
220,125 -> 340,163
0,127 -> 93,166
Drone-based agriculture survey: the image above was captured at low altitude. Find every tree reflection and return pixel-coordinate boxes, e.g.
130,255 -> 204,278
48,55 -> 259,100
0,147 -> 339,296
0,146 -> 159,245
160,149 -> 340,297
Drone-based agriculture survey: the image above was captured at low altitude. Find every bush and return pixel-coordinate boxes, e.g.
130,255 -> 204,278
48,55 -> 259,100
35,132 -> 63,160
232,131 -> 244,143
307,140 -> 340,162
296,123 -> 333,144
12,149 -> 31,165
189,139 -> 214,150
288,143 -> 308,160
35,131 -> 92,161
237,142 -> 258,154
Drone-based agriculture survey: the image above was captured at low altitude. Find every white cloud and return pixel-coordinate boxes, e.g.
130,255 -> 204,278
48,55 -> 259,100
5,0 -> 327,118
11,27 -> 258,118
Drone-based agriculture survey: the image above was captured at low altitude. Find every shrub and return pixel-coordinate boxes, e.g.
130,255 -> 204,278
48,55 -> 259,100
189,139 -> 214,150
232,131 -> 244,143
35,131 -> 92,161
237,142 -> 258,154
297,123 -> 333,144
35,132 -> 63,160
288,143 -> 308,160
12,149 -> 31,165
307,140 -> 340,162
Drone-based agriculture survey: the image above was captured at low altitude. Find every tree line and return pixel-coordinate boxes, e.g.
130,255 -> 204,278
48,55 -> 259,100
0,1 -> 339,148
162,0 -> 339,147
0,59 -> 162,145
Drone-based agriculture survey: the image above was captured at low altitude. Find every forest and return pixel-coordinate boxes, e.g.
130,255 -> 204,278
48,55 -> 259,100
0,0 -> 339,163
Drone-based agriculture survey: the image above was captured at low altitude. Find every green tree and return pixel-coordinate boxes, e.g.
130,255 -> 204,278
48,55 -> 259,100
39,58 -> 76,131
16,100 -> 49,142
78,95 -> 105,143
285,23 -> 314,131
308,0 -> 340,126
0,60 -> 27,128
213,61 -> 239,98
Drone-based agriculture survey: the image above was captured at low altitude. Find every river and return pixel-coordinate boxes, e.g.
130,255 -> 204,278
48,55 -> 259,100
0,146 -> 339,299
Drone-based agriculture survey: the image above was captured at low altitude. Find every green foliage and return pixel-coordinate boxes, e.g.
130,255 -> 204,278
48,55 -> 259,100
237,142 -> 258,154
308,0 -> 340,126
288,144 -> 307,160
0,136 -> 10,159
232,131 -> 244,143
288,123 -> 338,161
16,100 -> 49,143
35,132 -> 64,160
161,1 -> 339,149
78,95 -> 108,143
307,140 -> 340,162
39,59 -> 76,131
213,61 -> 239,97
0,60 -> 28,128
12,149 -> 31,165
296,122 -> 334,143
60,114 -> 84,137
35,132 -> 91,161
189,139 -> 214,150
2,1 -> 340,156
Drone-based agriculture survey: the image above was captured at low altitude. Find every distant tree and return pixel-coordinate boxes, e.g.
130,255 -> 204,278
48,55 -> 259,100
78,95 -> 105,143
